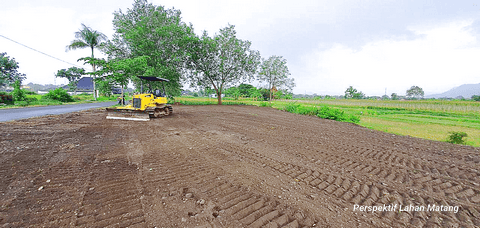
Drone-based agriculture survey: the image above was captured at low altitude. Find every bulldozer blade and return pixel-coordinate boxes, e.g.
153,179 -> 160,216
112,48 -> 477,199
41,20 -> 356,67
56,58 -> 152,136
106,115 -> 150,121
106,110 -> 150,121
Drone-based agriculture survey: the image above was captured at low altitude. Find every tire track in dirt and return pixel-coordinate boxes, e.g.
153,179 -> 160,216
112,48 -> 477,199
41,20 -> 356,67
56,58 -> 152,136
0,113 -> 148,228
178,109 -> 477,227
209,114 -> 480,209
172,106 -> 480,227
73,158 -> 146,227
137,119 -> 320,227
2,105 -> 480,227
213,110 -> 480,185
204,135 -> 480,227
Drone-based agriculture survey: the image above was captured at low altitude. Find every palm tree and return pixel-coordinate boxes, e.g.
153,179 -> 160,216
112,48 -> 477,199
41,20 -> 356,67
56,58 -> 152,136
66,24 -> 107,100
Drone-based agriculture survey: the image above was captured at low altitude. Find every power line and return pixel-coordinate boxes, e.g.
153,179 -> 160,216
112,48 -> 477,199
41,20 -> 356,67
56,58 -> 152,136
0,34 -> 83,68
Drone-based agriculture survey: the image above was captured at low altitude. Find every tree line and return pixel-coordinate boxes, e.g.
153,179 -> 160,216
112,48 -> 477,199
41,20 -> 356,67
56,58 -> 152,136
344,85 -> 426,100
57,0 -> 294,104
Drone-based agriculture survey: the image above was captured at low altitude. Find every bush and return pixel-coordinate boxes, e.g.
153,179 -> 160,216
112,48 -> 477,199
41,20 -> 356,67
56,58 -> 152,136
282,103 -> 360,123
447,132 -> 468,145
259,102 -> 273,107
41,88 -> 74,102
11,80 -> 27,102
26,97 -> 38,103
24,90 -> 37,95
15,101 -> 30,106
0,94 -> 14,105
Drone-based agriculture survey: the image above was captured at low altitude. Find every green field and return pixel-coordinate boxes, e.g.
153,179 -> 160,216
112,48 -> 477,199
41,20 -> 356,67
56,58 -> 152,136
175,97 -> 480,147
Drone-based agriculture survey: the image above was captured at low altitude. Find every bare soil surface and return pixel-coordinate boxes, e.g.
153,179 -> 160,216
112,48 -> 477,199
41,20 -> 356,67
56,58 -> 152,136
1,105 -> 479,227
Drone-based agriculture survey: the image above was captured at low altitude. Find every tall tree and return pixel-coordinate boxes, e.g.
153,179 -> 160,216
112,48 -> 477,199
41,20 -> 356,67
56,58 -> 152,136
344,86 -> 364,99
55,67 -> 85,92
406,85 -> 424,99
108,0 -> 197,97
0,52 -> 26,87
257,55 -> 295,101
66,24 -> 108,100
391,93 -> 399,100
109,56 -> 151,103
237,83 -> 255,96
188,25 -> 261,104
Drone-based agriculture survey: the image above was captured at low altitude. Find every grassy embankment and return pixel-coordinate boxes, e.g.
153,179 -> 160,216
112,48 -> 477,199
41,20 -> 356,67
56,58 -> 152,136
174,97 -> 480,147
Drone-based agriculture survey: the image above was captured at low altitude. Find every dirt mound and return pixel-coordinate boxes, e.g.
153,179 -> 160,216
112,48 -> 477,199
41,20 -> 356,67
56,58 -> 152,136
0,105 -> 479,227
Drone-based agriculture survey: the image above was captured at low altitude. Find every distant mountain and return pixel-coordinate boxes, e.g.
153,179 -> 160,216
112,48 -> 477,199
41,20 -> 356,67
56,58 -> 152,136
26,82 -> 64,92
426,83 -> 480,99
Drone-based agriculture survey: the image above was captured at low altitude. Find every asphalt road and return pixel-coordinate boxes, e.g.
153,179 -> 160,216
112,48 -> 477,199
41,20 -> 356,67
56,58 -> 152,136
0,101 -> 117,122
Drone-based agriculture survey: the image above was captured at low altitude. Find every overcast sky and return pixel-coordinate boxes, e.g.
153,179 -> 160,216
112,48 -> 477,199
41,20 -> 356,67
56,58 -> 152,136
1,0 -> 480,96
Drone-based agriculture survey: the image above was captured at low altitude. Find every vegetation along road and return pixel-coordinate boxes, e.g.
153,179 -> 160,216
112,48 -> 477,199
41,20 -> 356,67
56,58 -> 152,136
0,101 -> 116,122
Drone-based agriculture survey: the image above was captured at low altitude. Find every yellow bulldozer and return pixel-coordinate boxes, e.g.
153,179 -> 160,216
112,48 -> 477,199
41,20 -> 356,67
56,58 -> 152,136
106,76 -> 173,121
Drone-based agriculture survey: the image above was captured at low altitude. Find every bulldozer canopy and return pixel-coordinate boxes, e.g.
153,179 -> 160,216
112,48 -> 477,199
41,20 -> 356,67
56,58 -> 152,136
137,76 -> 169,82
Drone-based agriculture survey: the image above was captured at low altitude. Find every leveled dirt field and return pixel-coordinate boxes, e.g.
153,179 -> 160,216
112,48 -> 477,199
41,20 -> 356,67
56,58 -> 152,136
1,105 -> 479,227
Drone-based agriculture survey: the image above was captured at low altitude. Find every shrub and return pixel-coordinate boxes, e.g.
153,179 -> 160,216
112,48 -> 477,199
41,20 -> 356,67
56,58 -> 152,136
0,94 -> 14,105
447,132 -> 468,145
41,88 -> 74,102
26,97 -> 38,103
282,103 -> 360,124
11,80 -> 27,102
283,102 -> 300,112
24,90 -> 37,95
259,102 -> 273,107
15,101 -> 30,106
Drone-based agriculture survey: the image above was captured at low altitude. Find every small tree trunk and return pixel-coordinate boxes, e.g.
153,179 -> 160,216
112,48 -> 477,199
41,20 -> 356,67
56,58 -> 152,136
91,47 -> 97,101
217,91 -> 222,105
121,85 -> 124,105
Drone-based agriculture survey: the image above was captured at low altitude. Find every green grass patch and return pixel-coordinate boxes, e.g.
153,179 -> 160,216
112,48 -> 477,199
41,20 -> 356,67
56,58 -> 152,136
360,117 -> 480,147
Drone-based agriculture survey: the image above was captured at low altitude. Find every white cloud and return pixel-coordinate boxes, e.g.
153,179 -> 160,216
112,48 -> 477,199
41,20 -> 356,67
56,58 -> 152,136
297,20 -> 480,96
0,4 -> 115,85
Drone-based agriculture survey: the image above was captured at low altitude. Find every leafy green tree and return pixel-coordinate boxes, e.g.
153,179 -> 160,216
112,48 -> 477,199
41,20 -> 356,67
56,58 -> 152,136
11,80 -> 26,102
188,25 -> 261,104
110,56 -> 152,103
406,85 -> 424,99
258,55 -> 295,101
55,67 -> 85,92
237,84 -> 254,97
109,0 -> 196,97
66,24 -> 108,100
472,95 -> 480,101
283,92 -> 293,99
0,53 -> 26,87
225,87 -> 241,100
96,77 -> 114,97
344,86 -> 364,99
259,88 -> 270,101
248,87 -> 262,100
391,93 -> 399,100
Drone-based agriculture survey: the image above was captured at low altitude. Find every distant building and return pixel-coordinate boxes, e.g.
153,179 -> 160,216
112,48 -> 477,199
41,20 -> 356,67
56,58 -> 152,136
61,77 -> 121,95
62,77 -> 94,94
